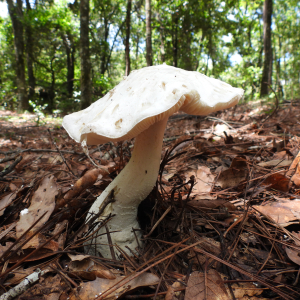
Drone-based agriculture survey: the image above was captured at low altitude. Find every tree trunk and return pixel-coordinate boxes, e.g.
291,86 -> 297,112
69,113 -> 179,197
25,0 -> 35,104
100,17 -> 109,75
62,33 -> 75,98
260,0 -> 273,97
7,0 -> 28,111
172,13 -> 178,68
80,0 -> 92,109
125,0 -> 131,76
157,13 -> 165,63
145,0 -> 152,66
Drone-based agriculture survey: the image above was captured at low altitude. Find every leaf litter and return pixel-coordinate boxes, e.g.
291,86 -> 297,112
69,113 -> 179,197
1,101 -> 300,299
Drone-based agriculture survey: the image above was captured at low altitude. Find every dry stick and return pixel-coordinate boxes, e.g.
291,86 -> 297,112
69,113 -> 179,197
261,83 -> 280,123
0,268 -> 48,300
105,224 -> 116,261
49,265 -> 78,287
245,229 -> 300,251
254,216 -> 284,261
0,148 -> 82,158
144,206 -> 172,237
96,240 -> 197,300
124,288 -> 186,299
257,228 -> 277,275
153,244 -> 180,300
47,129 -> 77,178
114,245 -> 139,270
0,156 -> 22,177
192,247 -> 294,300
98,238 -> 293,300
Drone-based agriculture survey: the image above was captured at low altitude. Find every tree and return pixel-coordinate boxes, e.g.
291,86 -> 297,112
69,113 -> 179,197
260,0 -> 273,96
145,0 -> 152,66
125,0 -> 131,76
80,0 -> 92,109
7,0 -> 28,111
25,0 -> 35,103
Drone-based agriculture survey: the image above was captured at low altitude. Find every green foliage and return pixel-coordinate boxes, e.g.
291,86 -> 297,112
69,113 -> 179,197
29,100 -> 48,126
0,0 -> 299,112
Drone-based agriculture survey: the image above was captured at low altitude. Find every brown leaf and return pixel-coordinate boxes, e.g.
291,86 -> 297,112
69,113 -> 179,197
189,198 -> 236,212
64,168 -> 102,200
258,159 -> 292,168
185,270 -> 228,300
165,281 -> 184,300
16,175 -> 58,239
291,173 -> 300,187
217,156 -> 248,189
254,199 -> 300,226
0,192 -> 16,217
260,173 -> 290,192
186,166 -> 215,195
70,272 -> 159,300
288,150 -> 300,174
21,232 -> 59,251
291,231 -> 300,246
55,168 -> 103,211
227,281 -> 264,298
68,255 -> 117,280
4,266 -> 37,285
285,247 -> 300,265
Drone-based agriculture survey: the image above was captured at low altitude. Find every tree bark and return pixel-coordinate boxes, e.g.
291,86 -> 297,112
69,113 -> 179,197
100,17 -> 109,75
172,12 -> 178,68
7,0 -> 28,111
157,13 -> 165,63
80,0 -> 92,109
62,33 -> 75,98
260,0 -> 273,97
25,0 -> 35,103
145,0 -> 152,66
125,0 -> 131,76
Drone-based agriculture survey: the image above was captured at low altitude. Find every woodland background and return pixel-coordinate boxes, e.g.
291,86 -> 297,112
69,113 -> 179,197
0,0 -> 299,114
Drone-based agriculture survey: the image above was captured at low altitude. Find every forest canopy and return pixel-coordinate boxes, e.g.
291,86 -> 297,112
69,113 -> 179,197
0,0 -> 299,113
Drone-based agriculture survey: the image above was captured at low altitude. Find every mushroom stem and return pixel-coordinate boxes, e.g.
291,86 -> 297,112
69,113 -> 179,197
86,116 -> 169,258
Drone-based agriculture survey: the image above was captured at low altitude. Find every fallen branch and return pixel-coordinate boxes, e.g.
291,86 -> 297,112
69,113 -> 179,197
0,156 -> 22,177
0,268 -> 48,300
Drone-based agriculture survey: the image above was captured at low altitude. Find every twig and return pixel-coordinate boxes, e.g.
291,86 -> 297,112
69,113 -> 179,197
47,129 -> 77,178
0,156 -> 22,178
0,148 -> 82,156
0,268 -> 49,300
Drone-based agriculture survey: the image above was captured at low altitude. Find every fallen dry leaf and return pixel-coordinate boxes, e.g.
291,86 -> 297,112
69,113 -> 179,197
185,270 -> 228,300
0,192 -> 16,216
70,272 -> 159,300
64,168 -> 102,200
291,231 -> 300,246
165,280 -> 185,300
259,173 -> 290,192
68,254 -> 117,280
186,166 -> 215,196
217,156 -> 248,189
285,247 -> 300,266
254,199 -> 300,226
289,150 -> 300,186
258,159 -> 292,168
16,175 -> 58,240
226,280 -> 264,298
189,197 -> 236,211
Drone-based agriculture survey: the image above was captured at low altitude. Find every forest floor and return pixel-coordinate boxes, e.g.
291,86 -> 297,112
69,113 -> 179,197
1,99 -> 300,300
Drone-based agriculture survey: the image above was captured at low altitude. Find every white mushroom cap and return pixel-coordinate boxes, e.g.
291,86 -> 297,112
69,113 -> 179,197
63,64 -> 243,145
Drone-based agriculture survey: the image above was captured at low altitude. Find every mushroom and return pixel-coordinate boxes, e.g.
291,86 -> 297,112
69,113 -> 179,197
62,64 -> 244,258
